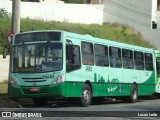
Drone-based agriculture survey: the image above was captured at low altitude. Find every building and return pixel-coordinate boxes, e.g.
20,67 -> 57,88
103,0 -> 160,49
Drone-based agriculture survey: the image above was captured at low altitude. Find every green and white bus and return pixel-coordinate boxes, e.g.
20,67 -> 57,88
8,30 -> 160,107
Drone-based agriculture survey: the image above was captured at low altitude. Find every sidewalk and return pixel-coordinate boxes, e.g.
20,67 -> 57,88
0,55 -> 9,82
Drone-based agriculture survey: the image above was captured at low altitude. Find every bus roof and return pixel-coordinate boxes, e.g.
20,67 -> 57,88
15,30 -> 154,52
64,31 -> 154,52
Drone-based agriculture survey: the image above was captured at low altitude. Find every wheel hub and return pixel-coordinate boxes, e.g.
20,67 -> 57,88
83,90 -> 90,102
133,89 -> 137,100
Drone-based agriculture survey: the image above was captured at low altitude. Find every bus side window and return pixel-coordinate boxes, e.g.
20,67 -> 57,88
145,53 -> 153,71
109,47 -> 122,68
81,42 -> 94,65
156,59 -> 160,75
122,49 -> 134,69
66,45 -> 81,72
134,51 -> 144,70
94,44 -> 109,67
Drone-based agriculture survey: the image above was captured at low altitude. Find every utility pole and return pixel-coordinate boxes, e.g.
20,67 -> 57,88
11,0 -> 20,34
8,0 -> 20,100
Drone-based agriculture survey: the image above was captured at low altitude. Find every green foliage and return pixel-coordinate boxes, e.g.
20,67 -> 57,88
0,80 -> 8,95
21,18 -> 155,48
0,8 -> 11,18
0,17 -> 11,48
0,17 -> 155,54
0,8 -> 11,53
0,80 -> 8,85
21,0 -> 40,2
63,0 -> 83,4
21,0 -> 83,3
0,48 -> 2,54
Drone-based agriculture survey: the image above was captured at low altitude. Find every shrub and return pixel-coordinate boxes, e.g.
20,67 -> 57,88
0,8 -> 11,18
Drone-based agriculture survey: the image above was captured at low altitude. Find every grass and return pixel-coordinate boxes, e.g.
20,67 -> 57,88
0,81 -> 33,107
0,47 -> 2,54
0,17 -> 155,54
0,80 -> 8,100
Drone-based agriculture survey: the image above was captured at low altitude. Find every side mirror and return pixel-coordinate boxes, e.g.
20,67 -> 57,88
7,33 -> 14,44
3,47 -> 8,59
3,33 -> 14,59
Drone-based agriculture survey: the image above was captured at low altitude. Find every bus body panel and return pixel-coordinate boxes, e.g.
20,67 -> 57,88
9,71 -> 66,98
64,31 -> 156,97
155,50 -> 160,93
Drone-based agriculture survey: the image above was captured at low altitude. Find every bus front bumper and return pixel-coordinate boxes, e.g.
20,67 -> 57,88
8,83 -> 65,98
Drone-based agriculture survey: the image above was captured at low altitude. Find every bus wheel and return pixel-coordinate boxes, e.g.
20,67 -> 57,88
32,98 -> 47,107
80,83 -> 92,107
129,84 -> 138,103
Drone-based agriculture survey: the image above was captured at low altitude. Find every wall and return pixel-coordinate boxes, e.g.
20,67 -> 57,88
0,55 -> 9,82
0,0 -> 103,24
0,0 -> 103,81
103,0 -> 160,49
40,0 -> 64,3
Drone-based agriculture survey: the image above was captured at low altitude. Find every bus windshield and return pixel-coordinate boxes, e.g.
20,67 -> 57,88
12,43 -> 63,73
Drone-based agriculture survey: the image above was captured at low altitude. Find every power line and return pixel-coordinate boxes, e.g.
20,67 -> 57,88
119,0 -> 152,12
104,0 -> 160,20
89,4 -> 151,28
104,0 -> 152,19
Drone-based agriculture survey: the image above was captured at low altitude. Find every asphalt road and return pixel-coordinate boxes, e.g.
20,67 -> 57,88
0,97 -> 160,120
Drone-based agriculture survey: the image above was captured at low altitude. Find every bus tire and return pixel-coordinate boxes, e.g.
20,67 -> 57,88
129,84 -> 138,103
7,83 -> 17,101
32,98 -> 47,106
8,83 -> 11,99
80,83 -> 92,107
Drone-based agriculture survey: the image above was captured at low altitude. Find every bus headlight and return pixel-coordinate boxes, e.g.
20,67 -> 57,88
53,75 -> 64,84
10,78 -> 19,85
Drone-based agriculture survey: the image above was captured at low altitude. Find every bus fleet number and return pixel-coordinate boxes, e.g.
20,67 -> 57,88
42,75 -> 54,79
86,66 -> 92,72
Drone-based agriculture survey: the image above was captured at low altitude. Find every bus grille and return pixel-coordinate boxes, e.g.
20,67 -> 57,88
22,77 -> 46,82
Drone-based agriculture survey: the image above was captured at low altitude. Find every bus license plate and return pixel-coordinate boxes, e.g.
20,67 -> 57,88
30,87 -> 39,92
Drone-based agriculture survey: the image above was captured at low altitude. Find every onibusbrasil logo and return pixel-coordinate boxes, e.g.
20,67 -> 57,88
1,112 -> 42,118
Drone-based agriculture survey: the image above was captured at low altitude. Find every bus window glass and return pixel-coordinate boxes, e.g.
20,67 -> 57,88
145,53 -> 153,71
109,47 -> 122,68
157,59 -> 160,75
12,43 -> 63,73
24,45 -> 35,67
66,45 -> 81,72
82,42 -> 94,65
36,43 -> 63,72
95,44 -> 109,66
12,46 -> 23,71
14,32 -> 61,44
122,49 -> 133,69
134,51 -> 144,70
